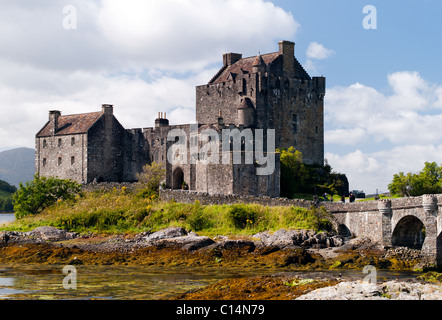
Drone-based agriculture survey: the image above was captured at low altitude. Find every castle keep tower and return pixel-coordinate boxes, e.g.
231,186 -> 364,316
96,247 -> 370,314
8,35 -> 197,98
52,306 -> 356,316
196,40 -> 325,165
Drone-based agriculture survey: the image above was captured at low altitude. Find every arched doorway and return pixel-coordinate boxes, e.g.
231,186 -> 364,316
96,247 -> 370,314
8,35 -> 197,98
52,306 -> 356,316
392,216 -> 426,250
172,167 -> 184,190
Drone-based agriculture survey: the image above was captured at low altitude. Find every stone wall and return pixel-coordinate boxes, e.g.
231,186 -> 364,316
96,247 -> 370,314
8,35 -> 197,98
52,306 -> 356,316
86,114 -> 126,183
35,133 -> 88,183
159,188 -> 312,208
82,182 -> 140,193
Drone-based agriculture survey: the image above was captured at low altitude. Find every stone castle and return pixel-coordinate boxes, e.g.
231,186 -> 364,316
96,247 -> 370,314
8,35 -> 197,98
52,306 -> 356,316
35,41 -> 325,197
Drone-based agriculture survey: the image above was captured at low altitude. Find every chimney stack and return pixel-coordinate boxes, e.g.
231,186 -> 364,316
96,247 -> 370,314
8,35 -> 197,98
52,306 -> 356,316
223,53 -> 243,66
102,104 -> 114,115
155,111 -> 169,128
49,110 -> 61,136
278,40 -> 295,75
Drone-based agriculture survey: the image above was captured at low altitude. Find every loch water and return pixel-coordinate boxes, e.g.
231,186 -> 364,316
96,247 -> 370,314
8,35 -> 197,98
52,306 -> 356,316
0,264 -> 422,300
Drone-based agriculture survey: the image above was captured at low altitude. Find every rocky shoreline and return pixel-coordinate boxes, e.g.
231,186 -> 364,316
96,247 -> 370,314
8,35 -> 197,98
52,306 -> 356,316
0,226 -> 440,300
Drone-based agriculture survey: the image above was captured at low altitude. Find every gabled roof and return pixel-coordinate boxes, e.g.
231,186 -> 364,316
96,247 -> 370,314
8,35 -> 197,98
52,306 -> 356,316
210,52 -> 280,84
36,112 -> 103,137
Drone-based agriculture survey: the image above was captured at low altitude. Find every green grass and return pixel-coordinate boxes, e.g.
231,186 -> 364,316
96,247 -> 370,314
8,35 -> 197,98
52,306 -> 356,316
1,187 -> 333,236
356,194 -> 401,202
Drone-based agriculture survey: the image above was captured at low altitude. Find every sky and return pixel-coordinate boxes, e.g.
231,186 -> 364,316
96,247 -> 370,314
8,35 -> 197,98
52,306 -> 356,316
1,0 -> 442,194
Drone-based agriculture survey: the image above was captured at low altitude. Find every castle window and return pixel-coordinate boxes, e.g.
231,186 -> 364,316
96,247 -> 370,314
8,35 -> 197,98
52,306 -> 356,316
43,140 -> 47,148
242,78 -> 247,95
275,78 -> 281,88
42,158 -> 47,167
71,156 -> 75,165
292,114 -> 298,134
316,126 -> 319,134
58,138 -> 62,147
71,137 -> 75,146
58,157 -> 62,166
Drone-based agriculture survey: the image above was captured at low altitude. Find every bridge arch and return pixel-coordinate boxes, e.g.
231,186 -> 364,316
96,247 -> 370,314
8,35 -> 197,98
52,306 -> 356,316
391,215 -> 426,249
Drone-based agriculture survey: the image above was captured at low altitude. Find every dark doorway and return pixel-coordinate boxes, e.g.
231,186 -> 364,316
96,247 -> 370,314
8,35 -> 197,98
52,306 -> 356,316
437,233 -> 442,268
337,224 -> 351,237
172,167 -> 184,190
392,216 -> 426,250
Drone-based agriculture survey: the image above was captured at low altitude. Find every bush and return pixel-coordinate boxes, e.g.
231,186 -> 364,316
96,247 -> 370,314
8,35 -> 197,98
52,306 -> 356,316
188,201 -> 212,231
136,162 -> 165,193
13,174 -> 82,219
228,204 -> 259,229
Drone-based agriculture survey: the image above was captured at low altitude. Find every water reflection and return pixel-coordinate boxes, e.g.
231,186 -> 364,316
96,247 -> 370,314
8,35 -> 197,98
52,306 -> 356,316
0,265 -> 423,300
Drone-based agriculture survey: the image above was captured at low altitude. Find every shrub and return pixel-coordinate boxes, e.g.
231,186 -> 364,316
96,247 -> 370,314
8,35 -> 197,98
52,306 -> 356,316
136,162 -> 165,193
188,201 -> 212,231
228,204 -> 259,229
13,174 -> 82,219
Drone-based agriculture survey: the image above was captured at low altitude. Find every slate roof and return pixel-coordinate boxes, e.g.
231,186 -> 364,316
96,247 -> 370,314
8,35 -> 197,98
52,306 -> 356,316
210,52 -> 280,84
36,112 -> 103,137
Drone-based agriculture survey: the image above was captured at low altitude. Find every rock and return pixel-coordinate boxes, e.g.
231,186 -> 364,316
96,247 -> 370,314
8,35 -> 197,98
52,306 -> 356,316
384,246 -> 421,261
279,248 -> 315,266
142,227 -> 188,243
296,280 -> 442,300
154,235 -> 215,251
203,239 -> 256,254
25,226 -> 78,241
253,229 -> 315,248
253,229 -> 342,249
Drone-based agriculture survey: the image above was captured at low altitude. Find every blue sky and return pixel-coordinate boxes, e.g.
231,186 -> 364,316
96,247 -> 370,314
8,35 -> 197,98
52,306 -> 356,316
274,0 -> 442,88
1,0 -> 442,194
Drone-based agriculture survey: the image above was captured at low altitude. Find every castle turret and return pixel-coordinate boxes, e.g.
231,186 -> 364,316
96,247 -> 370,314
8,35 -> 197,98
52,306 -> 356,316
237,98 -> 255,127
252,53 -> 266,74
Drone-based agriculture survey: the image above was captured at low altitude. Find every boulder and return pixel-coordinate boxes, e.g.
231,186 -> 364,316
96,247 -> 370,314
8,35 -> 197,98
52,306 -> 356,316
154,235 -> 215,251
203,239 -> 256,254
142,227 -> 188,243
253,229 -> 343,249
25,226 -> 78,241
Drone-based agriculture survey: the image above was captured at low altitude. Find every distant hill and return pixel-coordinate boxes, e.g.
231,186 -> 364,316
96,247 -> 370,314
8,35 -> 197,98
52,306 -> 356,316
0,147 -> 35,187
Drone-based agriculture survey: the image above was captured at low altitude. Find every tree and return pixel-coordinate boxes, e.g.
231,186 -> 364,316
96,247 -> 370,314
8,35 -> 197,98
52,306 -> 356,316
278,147 -> 348,199
13,174 -> 82,219
278,147 -> 307,198
136,162 -> 166,193
388,162 -> 442,197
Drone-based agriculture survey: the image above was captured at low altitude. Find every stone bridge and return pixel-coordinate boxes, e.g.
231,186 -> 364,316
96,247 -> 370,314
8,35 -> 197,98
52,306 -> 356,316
324,195 -> 442,267
159,189 -> 442,267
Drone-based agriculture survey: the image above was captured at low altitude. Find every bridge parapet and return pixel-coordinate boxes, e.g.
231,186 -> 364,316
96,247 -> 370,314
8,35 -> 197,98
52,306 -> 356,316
422,194 -> 438,215
377,199 -> 392,214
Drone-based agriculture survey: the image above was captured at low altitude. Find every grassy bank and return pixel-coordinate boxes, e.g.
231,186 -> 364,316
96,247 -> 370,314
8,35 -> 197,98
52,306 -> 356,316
1,186 -> 332,237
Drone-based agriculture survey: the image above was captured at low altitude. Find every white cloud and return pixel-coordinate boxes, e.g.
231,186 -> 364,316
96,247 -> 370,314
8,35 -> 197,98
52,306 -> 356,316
325,72 -> 442,193
327,144 -> 442,194
0,0 -> 298,150
97,0 -> 299,72
306,42 -> 335,60
325,71 -> 442,146
304,42 -> 334,74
